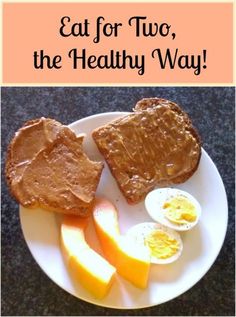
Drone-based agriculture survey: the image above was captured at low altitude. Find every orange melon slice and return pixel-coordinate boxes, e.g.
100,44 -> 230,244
61,215 -> 116,299
93,198 -> 150,289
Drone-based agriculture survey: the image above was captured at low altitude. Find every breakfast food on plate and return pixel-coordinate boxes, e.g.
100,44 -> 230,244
6,118 -> 103,216
145,188 -> 201,231
93,197 -> 150,288
127,222 -> 183,264
92,98 -> 201,204
61,215 -> 116,299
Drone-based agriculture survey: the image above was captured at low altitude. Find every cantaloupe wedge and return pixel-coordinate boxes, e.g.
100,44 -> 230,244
91,198 -> 120,265
61,215 -> 116,299
93,198 -> 150,289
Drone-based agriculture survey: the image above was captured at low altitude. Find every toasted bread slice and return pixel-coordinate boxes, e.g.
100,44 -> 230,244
92,98 -> 201,204
6,118 -> 103,216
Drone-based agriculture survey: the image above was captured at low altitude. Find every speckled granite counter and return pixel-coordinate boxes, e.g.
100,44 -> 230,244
1,87 -> 235,316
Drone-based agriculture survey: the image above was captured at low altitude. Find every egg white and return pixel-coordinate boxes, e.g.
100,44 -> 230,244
126,222 -> 183,264
145,188 -> 201,231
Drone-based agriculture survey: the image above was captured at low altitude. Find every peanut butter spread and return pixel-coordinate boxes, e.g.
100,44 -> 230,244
92,98 -> 201,204
6,118 -> 103,216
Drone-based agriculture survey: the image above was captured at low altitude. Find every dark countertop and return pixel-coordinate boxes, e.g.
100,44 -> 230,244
1,87 -> 235,316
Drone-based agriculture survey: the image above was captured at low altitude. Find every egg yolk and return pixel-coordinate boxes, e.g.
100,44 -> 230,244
163,196 -> 197,224
144,230 -> 179,259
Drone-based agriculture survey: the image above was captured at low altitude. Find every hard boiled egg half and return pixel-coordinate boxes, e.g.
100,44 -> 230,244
145,188 -> 201,231
127,222 -> 183,264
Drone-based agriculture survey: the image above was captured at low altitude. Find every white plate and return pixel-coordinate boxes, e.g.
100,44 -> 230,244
20,112 -> 228,309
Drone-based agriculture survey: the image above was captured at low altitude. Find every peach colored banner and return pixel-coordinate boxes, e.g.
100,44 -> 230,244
3,2 -> 233,84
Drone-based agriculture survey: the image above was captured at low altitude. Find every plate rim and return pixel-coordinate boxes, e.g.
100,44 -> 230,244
19,111 -> 228,309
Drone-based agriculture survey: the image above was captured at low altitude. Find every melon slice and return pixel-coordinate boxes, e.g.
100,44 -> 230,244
93,198 -> 150,289
61,215 -> 116,299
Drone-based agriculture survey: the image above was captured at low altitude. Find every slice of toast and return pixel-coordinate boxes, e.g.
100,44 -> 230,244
6,118 -> 103,216
92,98 -> 201,204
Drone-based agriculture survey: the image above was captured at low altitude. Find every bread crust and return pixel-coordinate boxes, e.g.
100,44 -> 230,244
93,98 -> 201,204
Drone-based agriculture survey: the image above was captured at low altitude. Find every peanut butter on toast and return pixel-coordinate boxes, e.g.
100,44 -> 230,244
6,118 -> 103,216
92,98 -> 201,204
